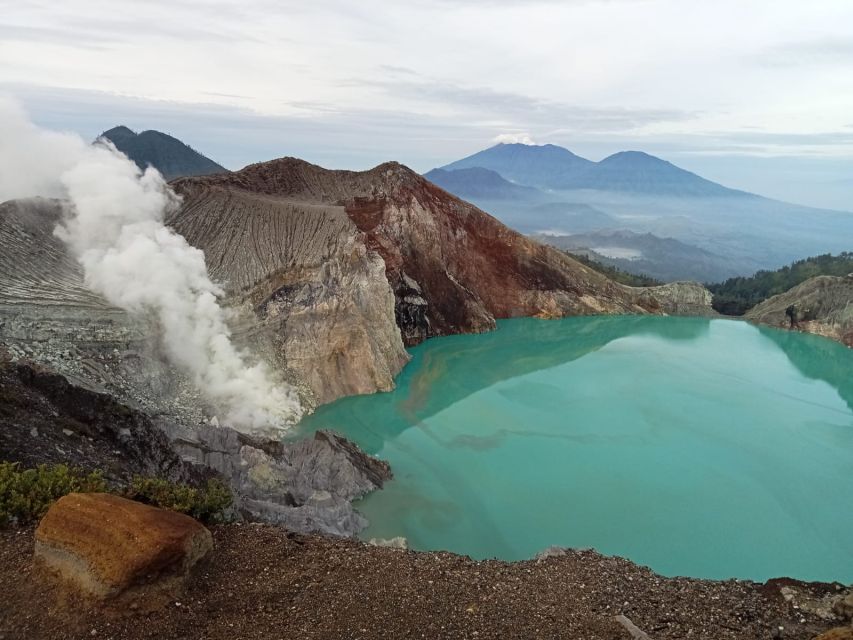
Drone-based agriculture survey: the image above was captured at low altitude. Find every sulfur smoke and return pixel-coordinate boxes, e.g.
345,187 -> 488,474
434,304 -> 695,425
0,100 -> 302,433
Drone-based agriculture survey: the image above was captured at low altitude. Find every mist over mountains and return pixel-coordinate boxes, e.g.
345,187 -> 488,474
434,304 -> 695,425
429,143 -> 853,282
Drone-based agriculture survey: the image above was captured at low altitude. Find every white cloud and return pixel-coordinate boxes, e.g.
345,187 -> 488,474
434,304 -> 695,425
494,132 -> 538,145
2,0 -> 853,207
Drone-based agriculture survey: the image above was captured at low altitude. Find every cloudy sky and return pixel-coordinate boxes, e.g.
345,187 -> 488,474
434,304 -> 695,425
2,0 -> 852,209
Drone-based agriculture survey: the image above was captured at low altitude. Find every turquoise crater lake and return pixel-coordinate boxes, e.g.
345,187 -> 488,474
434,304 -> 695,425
297,316 -> 853,582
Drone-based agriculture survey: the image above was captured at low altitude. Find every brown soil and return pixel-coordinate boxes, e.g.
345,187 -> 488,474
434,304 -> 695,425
0,525 -> 842,640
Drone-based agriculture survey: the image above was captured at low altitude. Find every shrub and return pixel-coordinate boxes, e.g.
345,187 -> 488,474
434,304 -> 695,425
126,476 -> 233,524
0,462 -> 233,526
0,462 -> 107,525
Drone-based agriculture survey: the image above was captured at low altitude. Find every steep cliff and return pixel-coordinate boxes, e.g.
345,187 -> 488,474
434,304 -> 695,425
746,275 -> 853,346
166,182 -> 409,408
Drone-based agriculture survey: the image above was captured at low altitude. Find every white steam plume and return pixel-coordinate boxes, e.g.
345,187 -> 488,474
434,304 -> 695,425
0,100 -> 302,433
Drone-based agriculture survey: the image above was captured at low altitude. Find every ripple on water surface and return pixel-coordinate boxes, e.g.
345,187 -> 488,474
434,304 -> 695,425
297,316 -> 853,582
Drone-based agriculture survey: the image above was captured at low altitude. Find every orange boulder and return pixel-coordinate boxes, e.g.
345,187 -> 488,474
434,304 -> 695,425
34,493 -> 212,599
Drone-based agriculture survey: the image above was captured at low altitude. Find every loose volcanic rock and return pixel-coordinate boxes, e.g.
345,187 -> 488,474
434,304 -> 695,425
0,359 -> 206,485
166,425 -> 392,536
835,593 -> 853,620
34,493 -> 213,599
1,525 -> 845,640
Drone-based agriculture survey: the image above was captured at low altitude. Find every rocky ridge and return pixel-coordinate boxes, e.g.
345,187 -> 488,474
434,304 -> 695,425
746,275 -> 853,346
173,158 -> 712,347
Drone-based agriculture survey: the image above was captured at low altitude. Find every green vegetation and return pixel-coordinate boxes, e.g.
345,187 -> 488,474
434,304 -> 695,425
0,463 -> 107,525
0,462 -> 232,526
126,476 -> 233,523
709,252 -> 853,315
568,251 -> 663,287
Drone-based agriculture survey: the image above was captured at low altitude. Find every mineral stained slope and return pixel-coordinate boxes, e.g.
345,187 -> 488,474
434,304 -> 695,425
174,158 -> 711,347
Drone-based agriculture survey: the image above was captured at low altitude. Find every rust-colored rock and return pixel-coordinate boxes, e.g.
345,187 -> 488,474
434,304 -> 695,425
173,159 -> 713,349
34,493 -> 212,599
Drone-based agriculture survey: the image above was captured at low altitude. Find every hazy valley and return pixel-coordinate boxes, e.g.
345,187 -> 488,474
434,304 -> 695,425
428,143 -> 853,284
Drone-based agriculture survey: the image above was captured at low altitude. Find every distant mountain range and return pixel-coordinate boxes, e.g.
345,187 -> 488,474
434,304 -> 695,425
99,126 -> 226,181
442,143 -> 743,196
442,143 -> 593,192
427,142 -> 853,282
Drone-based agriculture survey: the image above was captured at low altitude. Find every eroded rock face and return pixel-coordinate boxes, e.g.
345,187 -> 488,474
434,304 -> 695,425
746,275 -> 853,347
35,493 -> 212,599
631,281 -> 716,316
167,183 -> 409,408
342,163 -> 703,344
1,161 -> 714,418
0,360 -> 391,536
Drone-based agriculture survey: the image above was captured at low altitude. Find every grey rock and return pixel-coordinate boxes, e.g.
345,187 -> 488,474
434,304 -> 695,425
162,421 -> 391,537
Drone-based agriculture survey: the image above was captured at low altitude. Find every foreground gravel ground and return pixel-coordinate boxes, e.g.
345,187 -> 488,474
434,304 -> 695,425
0,524 -> 845,640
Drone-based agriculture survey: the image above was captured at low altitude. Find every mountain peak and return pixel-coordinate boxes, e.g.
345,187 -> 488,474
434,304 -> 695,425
600,150 -> 662,163
441,142 -> 743,196
99,125 -> 226,181
100,125 -> 136,141
442,142 -> 593,189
